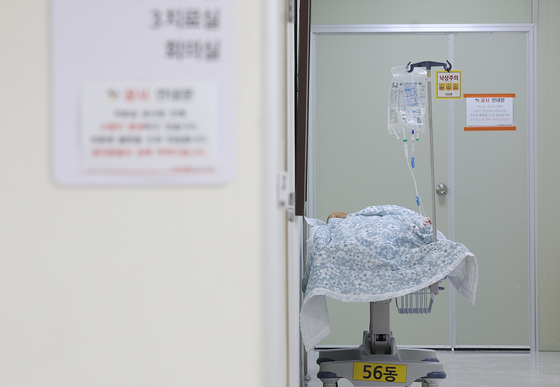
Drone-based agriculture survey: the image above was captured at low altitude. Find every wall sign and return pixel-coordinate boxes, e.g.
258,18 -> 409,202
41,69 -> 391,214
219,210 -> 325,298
464,93 -> 515,131
52,0 -> 235,185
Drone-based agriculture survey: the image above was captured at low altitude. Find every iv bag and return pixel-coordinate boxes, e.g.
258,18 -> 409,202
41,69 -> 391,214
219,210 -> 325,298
387,65 -> 427,139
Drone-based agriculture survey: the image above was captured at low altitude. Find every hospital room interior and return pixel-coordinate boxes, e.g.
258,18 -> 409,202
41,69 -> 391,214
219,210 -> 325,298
1,1 -> 560,387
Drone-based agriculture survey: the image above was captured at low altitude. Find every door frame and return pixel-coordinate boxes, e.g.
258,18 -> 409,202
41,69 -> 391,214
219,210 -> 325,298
305,24 -> 538,351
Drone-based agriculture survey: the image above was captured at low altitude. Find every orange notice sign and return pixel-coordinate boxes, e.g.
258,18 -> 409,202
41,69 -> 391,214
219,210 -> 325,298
464,94 -> 515,98
464,93 -> 515,131
464,126 -> 516,131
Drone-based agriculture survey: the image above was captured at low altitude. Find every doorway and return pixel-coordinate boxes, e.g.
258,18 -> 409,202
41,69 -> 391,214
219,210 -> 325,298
306,24 -> 537,350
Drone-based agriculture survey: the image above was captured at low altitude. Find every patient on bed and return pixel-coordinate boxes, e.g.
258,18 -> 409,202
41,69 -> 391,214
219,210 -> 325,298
300,205 -> 479,350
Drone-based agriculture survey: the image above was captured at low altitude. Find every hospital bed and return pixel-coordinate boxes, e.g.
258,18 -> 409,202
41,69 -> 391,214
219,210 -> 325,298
301,205 -> 478,387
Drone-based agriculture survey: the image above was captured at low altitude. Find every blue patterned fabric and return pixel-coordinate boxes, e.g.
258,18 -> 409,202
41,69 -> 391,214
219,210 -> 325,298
300,205 -> 478,350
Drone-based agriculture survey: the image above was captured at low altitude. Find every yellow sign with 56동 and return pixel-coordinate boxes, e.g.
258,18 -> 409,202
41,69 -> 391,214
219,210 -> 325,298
353,362 -> 407,383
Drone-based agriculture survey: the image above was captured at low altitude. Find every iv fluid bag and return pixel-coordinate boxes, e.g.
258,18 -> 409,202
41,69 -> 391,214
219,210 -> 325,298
388,65 -> 427,139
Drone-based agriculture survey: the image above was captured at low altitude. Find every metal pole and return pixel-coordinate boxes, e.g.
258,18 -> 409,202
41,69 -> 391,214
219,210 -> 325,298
427,70 -> 437,243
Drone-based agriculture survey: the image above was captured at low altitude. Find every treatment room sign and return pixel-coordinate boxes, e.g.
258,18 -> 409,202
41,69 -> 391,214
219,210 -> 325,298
52,0 -> 235,185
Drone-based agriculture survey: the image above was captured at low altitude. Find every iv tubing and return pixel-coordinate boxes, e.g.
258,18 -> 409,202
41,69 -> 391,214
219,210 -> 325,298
404,151 -> 426,217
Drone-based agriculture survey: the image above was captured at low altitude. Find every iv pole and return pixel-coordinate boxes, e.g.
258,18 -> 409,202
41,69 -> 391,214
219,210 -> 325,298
407,60 -> 452,243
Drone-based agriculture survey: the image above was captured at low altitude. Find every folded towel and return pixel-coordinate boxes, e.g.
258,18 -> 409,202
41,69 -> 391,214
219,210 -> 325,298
300,205 -> 478,351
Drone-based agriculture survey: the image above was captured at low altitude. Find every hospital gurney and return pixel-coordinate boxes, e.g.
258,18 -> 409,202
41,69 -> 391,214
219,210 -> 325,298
301,206 -> 478,387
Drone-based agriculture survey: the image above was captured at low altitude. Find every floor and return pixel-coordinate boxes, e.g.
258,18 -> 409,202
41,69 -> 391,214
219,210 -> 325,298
306,349 -> 560,387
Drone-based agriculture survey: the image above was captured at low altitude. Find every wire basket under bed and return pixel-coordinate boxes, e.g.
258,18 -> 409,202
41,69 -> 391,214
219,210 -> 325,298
395,287 -> 434,314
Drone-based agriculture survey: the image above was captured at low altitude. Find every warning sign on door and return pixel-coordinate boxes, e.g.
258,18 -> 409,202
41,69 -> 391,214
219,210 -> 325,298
435,70 -> 462,99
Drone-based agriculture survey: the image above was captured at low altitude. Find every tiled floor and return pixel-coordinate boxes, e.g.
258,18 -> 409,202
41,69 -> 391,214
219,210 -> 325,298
307,349 -> 560,387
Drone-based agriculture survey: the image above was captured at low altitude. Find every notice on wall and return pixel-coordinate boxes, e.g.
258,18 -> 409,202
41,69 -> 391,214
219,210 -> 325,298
464,94 -> 515,131
52,0 -> 235,185
82,82 -> 218,175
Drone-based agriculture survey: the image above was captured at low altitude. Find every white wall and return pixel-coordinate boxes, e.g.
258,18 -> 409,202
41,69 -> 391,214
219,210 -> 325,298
0,1 -> 286,386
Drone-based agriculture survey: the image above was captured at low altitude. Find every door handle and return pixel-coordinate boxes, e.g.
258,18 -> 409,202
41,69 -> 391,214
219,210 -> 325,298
436,183 -> 448,196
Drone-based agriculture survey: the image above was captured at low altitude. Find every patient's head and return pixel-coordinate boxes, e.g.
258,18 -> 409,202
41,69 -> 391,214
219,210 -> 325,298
327,212 -> 348,223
